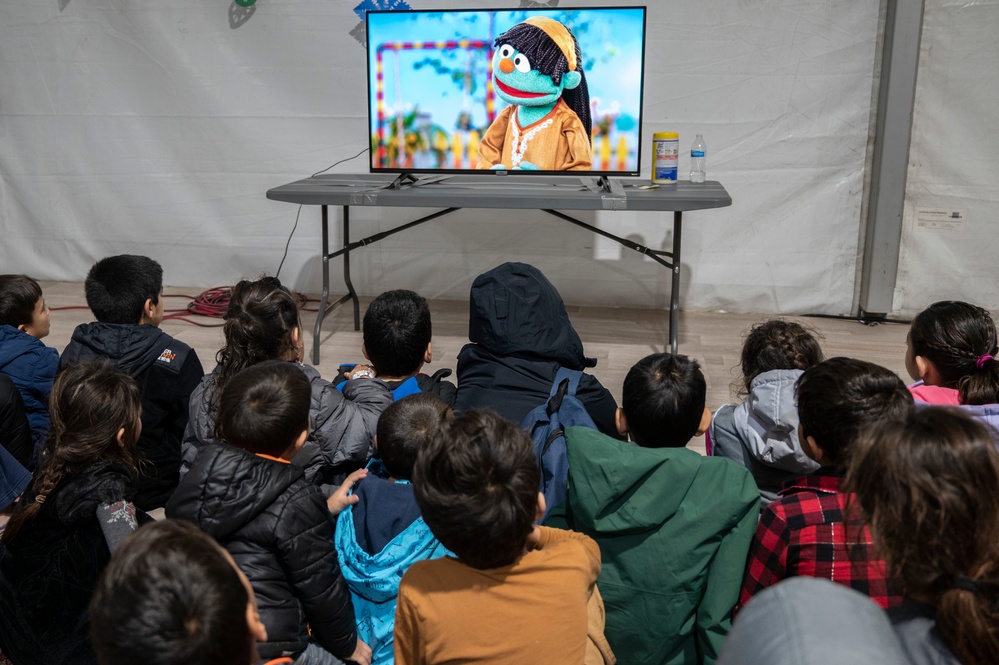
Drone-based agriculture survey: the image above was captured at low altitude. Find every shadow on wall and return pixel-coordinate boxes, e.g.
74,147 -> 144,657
230,1 -> 255,29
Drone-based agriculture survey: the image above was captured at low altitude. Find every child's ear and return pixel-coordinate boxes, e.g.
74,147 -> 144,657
803,435 -> 825,464
423,342 -> 433,364
615,407 -> 629,437
116,427 -> 127,449
562,70 -> 581,90
373,434 -> 379,454
361,343 -> 370,362
247,604 -> 267,644
283,428 -> 309,461
696,407 -> 712,436
915,355 -> 943,385
140,298 -> 155,324
534,492 -> 546,522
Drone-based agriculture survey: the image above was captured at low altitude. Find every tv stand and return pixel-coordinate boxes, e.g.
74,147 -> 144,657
386,172 -> 419,189
386,172 -> 452,190
581,175 -> 625,196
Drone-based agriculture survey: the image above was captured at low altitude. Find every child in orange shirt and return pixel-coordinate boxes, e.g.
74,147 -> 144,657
394,410 -> 611,665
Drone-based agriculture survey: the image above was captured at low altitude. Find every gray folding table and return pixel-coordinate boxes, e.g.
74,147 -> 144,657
266,173 -> 732,364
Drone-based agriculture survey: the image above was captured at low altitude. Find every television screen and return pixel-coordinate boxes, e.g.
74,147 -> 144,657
366,7 -> 647,176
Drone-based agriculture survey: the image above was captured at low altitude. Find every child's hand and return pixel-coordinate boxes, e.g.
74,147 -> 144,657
345,364 -> 376,380
347,638 -> 373,665
327,468 -> 368,515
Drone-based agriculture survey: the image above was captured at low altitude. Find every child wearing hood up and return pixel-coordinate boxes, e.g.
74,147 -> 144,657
454,262 -> 620,439
335,393 -> 452,665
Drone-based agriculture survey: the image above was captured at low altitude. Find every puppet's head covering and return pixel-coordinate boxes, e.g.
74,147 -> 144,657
523,16 -> 577,72
495,17 -> 591,136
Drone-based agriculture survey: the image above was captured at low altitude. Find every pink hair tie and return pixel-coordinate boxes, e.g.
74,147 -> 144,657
976,354 -> 994,369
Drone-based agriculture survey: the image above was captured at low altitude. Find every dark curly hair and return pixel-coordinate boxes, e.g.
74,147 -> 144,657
211,276 -> 301,417
737,319 -> 824,396
413,410 -> 539,569
846,408 -> 999,665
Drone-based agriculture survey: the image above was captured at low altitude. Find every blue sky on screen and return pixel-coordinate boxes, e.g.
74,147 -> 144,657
366,8 -> 646,134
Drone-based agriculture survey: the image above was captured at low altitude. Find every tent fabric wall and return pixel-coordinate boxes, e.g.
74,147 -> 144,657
894,0 -> 999,316
1,0 -> 880,314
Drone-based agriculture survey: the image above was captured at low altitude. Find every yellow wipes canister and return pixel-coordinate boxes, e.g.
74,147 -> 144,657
652,132 -> 679,183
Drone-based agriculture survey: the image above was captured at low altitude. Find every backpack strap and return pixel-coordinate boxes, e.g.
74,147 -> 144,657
553,366 -> 584,396
547,366 -> 585,415
428,367 -> 453,382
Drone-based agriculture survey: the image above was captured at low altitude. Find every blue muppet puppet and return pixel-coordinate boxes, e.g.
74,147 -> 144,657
478,16 -> 592,171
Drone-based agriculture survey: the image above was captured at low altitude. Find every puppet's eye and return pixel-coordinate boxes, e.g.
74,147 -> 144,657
513,53 -> 531,73
498,45 -> 515,59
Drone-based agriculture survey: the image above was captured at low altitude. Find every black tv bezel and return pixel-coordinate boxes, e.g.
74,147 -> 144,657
364,5 -> 648,178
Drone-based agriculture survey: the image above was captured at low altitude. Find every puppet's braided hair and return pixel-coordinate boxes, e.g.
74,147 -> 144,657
495,21 -> 591,136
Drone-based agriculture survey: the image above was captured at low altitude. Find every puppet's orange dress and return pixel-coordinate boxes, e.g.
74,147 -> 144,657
478,99 -> 592,171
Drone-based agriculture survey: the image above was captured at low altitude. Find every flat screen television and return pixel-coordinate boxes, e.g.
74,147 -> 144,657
365,7 -> 647,177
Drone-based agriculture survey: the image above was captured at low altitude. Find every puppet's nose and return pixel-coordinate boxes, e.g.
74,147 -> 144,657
499,58 -> 514,74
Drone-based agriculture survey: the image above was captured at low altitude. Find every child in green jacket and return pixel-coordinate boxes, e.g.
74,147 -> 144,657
547,353 -> 760,665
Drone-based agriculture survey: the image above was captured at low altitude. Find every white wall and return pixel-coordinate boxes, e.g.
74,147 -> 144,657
1,0 -> 883,314
894,0 -> 999,316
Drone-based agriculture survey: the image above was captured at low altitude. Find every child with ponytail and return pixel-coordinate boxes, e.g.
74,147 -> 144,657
0,359 -> 145,665
182,276 -> 392,485
847,407 -> 999,665
906,301 -> 999,404
905,300 -> 999,438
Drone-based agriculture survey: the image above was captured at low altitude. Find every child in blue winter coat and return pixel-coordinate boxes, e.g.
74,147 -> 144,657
0,274 -> 58,465
335,393 -> 452,665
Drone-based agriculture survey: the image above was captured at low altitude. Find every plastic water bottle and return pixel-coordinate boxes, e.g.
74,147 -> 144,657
690,134 -> 706,183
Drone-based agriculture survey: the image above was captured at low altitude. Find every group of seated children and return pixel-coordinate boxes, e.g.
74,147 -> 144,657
0,257 -> 998,665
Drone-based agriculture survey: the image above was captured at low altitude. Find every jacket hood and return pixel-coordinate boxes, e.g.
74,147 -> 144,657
0,325 -> 43,369
958,401 -> 999,424
732,369 -> 820,474
336,505 -> 447,604
63,322 -> 171,375
563,426 -> 707,533
467,262 -> 595,369
167,444 -> 303,541
719,577 -> 908,665
47,461 -> 135,523
915,400 -> 999,444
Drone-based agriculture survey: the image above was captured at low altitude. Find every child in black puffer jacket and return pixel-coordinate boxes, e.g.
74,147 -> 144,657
168,360 -> 371,665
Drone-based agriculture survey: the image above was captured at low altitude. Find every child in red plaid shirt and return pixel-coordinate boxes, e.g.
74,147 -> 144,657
739,357 -> 913,610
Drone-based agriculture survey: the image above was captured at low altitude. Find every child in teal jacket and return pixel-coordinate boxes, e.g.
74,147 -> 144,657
335,394 -> 452,664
